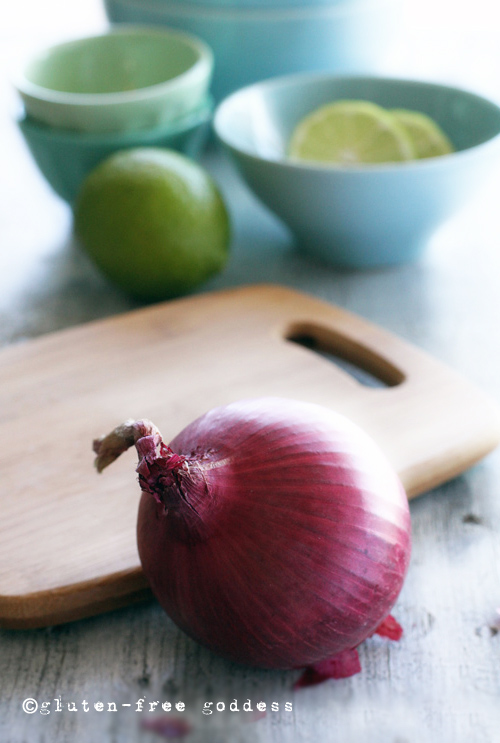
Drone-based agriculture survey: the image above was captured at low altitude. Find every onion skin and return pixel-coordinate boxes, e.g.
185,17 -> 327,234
94,397 -> 411,672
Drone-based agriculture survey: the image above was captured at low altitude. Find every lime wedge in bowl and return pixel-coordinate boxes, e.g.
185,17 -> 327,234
390,108 -> 454,159
288,100 -> 416,165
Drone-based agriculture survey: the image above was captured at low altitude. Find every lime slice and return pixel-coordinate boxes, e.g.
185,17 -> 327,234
390,109 -> 454,159
288,100 -> 416,165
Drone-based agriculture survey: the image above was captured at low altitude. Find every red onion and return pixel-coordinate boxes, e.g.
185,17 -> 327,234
140,717 -> 191,739
94,397 -> 411,679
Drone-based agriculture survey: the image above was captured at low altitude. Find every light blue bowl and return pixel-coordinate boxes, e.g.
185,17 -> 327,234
19,96 -> 213,204
103,0 -> 403,102
214,74 -> 500,268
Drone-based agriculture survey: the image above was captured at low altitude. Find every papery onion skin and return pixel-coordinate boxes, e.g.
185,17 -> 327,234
94,397 -> 411,671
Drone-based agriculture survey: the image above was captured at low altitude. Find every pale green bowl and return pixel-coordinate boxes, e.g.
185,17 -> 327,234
14,25 -> 213,133
19,96 -> 213,203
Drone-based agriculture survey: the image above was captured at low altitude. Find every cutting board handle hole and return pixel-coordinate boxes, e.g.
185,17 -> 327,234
285,323 -> 405,388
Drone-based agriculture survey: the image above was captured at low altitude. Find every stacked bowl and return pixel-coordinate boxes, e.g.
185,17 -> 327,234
102,0 -> 403,101
14,25 -> 214,202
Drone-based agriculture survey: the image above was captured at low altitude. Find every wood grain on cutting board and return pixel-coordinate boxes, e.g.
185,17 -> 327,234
1,284 -> 499,629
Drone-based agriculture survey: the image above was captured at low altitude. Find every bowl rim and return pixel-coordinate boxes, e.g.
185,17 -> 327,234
103,0 -> 402,21
18,94 -> 214,144
13,24 -> 214,108
214,72 -> 500,173
131,0 -> 376,5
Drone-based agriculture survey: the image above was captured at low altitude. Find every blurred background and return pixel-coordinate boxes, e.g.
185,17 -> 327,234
1,0 -> 499,346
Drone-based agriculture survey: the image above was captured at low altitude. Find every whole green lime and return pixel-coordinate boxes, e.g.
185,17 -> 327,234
73,148 -> 231,301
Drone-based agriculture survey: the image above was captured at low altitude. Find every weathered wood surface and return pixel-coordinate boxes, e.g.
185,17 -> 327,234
1,1 -> 500,742
2,283 -> 499,630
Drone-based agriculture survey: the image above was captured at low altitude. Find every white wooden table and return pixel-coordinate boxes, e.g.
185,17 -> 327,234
1,2 -> 500,741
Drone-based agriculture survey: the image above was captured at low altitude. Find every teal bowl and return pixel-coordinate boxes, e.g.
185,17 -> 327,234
103,0 -> 403,102
214,74 -> 500,268
19,96 -> 213,203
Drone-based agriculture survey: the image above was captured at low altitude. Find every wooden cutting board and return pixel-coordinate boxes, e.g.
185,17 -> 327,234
1,284 -> 499,630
